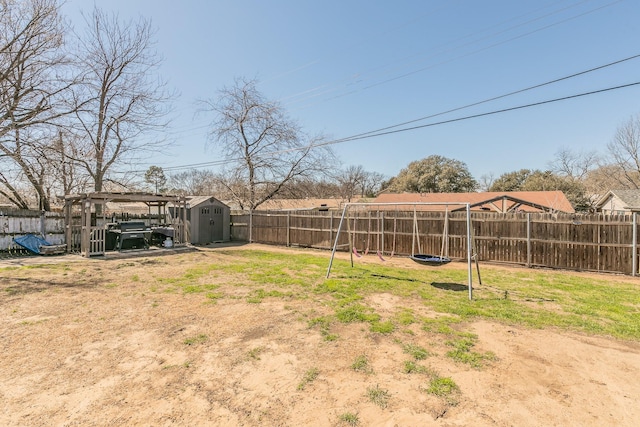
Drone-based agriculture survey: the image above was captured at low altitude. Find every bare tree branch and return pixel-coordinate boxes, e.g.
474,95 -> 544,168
0,0 -> 79,209
606,114 -> 640,189
70,6 -> 173,200
201,77 -> 335,210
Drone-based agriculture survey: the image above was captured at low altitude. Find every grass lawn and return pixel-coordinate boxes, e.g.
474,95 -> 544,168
209,248 -> 640,341
2,245 -> 640,426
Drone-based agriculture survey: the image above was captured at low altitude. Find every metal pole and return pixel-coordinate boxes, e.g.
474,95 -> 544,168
633,213 -> 637,276
326,205 -> 348,278
346,208 -> 353,267
466,204 -> 473,300
527,213 -> 532,268
412,207 -> 417,256
329,211 -> 333,251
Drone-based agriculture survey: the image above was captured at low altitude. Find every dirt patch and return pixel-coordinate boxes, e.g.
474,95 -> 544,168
1,244 -> 639,426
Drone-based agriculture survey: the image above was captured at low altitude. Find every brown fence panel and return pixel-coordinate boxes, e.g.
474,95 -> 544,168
251,211 -> 288,244
289,211 -> 335,249
230,210 -> 640,275
471,212 -> 527,265
230,213 -> 249,241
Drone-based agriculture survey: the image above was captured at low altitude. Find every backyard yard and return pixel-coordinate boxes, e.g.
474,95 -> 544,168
1,243 -> 639,426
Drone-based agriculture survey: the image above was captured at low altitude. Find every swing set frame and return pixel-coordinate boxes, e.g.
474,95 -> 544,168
326,202 -> 478,300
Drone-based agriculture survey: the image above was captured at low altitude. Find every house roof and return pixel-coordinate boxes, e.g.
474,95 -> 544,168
254,198 -> 347,211
372,191 -> 575,213
594,190 -> 640,210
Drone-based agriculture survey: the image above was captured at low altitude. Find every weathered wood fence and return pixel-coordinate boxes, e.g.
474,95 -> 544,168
3,208 -> 639,275
230,210 -> 640,275
0,209 -> 65,255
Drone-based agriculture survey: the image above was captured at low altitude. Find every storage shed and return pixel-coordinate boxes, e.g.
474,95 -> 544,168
185,196 -> 231,244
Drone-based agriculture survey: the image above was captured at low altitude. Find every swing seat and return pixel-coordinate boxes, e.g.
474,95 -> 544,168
410,254 -> 451,266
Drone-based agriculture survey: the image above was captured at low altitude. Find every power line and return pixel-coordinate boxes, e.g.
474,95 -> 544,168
152,51 -> 640,170
134,1 -> 626,149
146,79 -> 640,174
316,52 -> 640,142
331,81 -> 640,144
156,48 -> 638,158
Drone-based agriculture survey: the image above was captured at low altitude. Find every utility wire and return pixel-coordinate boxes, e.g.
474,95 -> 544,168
328,81 -> 640,145
150,79 -> 640,173
316,53 -> 640,142
136,1 -> 626,148
155,51 -> 640,172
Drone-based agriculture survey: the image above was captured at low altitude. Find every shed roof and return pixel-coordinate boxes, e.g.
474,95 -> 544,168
186,196 -> 229,209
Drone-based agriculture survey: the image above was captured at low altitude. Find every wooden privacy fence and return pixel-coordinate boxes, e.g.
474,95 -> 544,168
230,210 -> 640,275
0,209 -> 66,254
1,209 -> 188,256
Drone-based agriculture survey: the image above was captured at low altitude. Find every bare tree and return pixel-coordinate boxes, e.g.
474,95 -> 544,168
549,148 -> 600,181
48,130 -> 92,198
0,159 -> 30,209
336,165 -> 386,201
167,169 -> 220,196
0,0 -> 76,210
583,163 -> 633,196
69,7 -> 172,199
361,170 -> 386,197
201,78 -> 334,210
336,165 -> 366,202
478,173 -> 495,192
606,114 -> 640,189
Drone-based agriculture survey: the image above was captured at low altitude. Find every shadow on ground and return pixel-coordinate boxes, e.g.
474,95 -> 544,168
2,276 -> 105,298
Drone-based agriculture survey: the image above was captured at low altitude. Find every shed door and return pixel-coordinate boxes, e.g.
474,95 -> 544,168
211,207 -> 224,242
199,206 -> 224,243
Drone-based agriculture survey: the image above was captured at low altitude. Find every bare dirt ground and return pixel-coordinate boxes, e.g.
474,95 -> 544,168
1,244 -> 639,426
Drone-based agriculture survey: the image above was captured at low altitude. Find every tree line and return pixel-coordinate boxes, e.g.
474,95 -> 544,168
3,1 -> 640,213
0,0 -> 170,211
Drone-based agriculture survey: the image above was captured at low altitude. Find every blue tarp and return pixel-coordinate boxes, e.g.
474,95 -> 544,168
13,234 -> 51,254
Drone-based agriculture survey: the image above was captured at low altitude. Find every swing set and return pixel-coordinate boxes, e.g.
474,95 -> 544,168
326,202 -> 480,300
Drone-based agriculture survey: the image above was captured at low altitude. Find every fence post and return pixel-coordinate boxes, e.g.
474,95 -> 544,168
633,213 -> 637,276
249,210 -> 253,243
287,211 -> 290,247
527,213 -> 532,268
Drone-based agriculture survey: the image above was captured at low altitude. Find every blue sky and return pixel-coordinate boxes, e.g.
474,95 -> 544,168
62,0 -> 640,183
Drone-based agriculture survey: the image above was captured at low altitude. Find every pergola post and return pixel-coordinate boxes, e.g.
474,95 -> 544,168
81,199 -> 92,257
64,200 -> 72,253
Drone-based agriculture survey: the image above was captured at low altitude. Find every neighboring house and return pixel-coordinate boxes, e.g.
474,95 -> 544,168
372,191 -> 575,214
594,190 -> 640,215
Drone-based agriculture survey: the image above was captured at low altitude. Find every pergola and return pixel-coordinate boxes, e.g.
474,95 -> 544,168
64,192 -> 189,257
